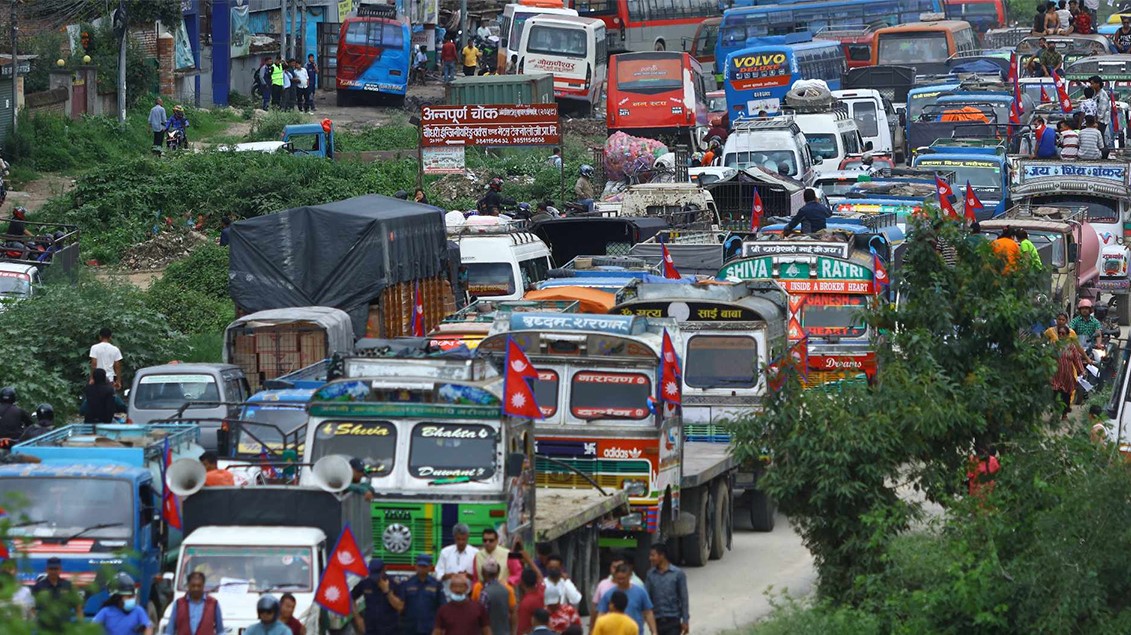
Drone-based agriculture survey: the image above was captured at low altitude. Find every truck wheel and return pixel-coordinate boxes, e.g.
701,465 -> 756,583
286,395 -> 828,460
709,479 -> 730,560
681,489 -> 710,566
749,489 -> 776,532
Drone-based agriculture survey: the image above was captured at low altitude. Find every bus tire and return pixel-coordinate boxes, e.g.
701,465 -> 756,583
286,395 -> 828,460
336,89 -> 351,107
680,488 -> 710,566
748,489 -> 776,532
709,479 -> 729,560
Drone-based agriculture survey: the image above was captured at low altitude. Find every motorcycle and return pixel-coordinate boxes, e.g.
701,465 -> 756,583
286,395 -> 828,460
165,128 -> 187,151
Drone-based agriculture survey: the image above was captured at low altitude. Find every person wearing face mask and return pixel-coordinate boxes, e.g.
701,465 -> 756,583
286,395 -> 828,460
543,554 -> 582,607
432,574 -> 490,635
245,595 -> 292,635
93,573 -> 154,635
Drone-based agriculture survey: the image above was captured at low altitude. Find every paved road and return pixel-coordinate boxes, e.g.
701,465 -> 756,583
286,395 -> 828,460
685,511 -> 816,635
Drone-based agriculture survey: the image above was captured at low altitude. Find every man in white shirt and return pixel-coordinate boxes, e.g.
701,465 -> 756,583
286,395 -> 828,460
544,553 -> 583,607
435,523 -> 478,597
90,327 -> 124,390
293,63 -> 309,113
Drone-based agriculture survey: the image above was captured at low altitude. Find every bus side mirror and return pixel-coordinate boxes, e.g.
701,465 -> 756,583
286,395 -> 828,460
505,452 -> 526,478
1068,243 -> 1079,263
899,112 -> 906,127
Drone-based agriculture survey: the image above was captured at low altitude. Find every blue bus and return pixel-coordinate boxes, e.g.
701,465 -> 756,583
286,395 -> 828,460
336,4 -> 411,106
724,38 -> 845,118
716,0 -> 941,68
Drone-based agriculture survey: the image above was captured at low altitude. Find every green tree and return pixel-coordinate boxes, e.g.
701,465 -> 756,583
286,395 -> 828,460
146,244 -> 235,335
730,213 -> 1057,601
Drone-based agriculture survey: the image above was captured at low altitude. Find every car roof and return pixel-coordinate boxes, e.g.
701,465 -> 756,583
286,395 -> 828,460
0,262 -> 37,275
137,363 -> 242,375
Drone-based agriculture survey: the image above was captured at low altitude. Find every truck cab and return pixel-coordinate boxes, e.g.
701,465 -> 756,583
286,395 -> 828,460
227,122 -> 336,159
913,147 -> 1010,219
0,261 -> 40,309
447,221 -> 554,302
832,88 -> 905,163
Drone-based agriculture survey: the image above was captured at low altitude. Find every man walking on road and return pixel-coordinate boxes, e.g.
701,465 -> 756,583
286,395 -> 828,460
436,523 -> 479,595
475,528 -> 511,582
148,97 -> 167,150
543,554 -> 581,607
597,565 -> 655,635
461,40 -> 481,77
592,591 -> 638,635
305,54 -> 319,111
644,544 -> 688,635
164,571 -> 224,635
441,36 -> 458,83
352,558 -> 404,635
433,574 -> 490,635
472,559 -> 514,635
400,554 -> 445,635
90,327 -> 123,391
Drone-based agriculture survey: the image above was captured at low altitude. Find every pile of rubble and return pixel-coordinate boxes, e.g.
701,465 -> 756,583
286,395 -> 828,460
118,230 -> 212,271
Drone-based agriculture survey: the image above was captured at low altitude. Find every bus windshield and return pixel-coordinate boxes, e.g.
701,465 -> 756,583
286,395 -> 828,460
685,335 -> 759,388
309,420 -> 397,474
570,371 -> 652,420
409,423 -> 498,480
527,25 -> 588,57
878,32 -> 949,65
802,296 -> 869,338
917,161 -> 1001,194
615,54 -> 684,93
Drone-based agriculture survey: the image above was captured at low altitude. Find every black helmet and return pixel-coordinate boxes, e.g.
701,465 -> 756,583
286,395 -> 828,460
35,404 -> 54,421
113,572 -> 136,596
489,177 -> 503,192
0,387 -> 14,404
257,594 -> 280,616
393,190 -> 409,200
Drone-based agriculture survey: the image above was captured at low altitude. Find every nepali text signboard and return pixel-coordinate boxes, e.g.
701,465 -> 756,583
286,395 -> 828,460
421,104 -> 561,147
1020,162 -> 1129,184
741,241 -> 850,259
718,256 -> 874,294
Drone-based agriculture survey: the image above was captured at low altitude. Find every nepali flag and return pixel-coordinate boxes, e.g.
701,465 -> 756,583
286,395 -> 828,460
658,329 -> 682,406
1009,97 -> 1022,126
259,447 -> 280,480
0,506 -> 8,559
1008,52 -> 1021,104
411,280 -> 425,337
314,524 -> 369,616
935,176 -> 958,218
660,243 -> 681,279
1040,84 -> 1051,104
750,188 -> 764,232
964,181 -> 983,223
1112,90 -> 1122,136
1052,68 -> 1072,113
161,438 -> 182,531
872,249 -> 890,297
502,338 -> 544,419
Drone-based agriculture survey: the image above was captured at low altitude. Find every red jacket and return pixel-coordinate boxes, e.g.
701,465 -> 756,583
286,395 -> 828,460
441,41 -> 458,63
173,595 -> 219,635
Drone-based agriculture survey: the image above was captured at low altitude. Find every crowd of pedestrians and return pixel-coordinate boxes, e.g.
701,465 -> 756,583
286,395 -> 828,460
256,56 -> 319,112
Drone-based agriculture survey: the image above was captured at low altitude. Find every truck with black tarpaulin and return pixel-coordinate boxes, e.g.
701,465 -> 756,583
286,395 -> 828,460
228,195 -> 457,341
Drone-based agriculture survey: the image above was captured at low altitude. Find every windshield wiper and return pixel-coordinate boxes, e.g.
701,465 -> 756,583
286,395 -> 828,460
61,523 -> 124,544
9,519 -> 47,529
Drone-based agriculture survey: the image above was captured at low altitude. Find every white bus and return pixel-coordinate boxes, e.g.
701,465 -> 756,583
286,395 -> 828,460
519,14 -> 608,114
498,0 -> 579,71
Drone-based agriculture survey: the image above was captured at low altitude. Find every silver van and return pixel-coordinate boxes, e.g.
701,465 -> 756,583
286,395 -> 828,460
128,363 -> 250,450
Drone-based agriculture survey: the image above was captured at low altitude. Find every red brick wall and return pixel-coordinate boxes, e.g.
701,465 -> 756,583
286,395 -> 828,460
130,26 -> 158,58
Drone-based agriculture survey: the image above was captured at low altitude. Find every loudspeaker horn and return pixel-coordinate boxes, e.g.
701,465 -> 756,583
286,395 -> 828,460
312,455 -> 354,493
167,458 -> 207,497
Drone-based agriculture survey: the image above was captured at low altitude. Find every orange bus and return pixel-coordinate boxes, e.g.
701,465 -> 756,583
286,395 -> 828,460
606,51 -> 711,147
871,20 -> 978,76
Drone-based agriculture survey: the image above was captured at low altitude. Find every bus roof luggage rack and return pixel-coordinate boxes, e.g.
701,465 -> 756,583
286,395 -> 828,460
356,1 -> 397,18
730,115 -> 799,133
563,255 -> 655,270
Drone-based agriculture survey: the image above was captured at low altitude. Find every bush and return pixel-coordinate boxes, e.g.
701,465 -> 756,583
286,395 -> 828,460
247,110 -> 308,141
146,244 -> 234,334
337,122 -> 419,151
0,278 -> 186,421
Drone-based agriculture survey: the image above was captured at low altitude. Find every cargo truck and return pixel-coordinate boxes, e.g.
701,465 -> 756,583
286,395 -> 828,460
3,424 -> 202,621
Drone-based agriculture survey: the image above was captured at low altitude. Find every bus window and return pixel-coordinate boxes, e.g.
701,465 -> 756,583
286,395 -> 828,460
695,22 -> 718,58
575,0 -> 617,15
528,25 -> 588,57
345,21 -> 405,49
615,54 -> 683,93
877,32 -> 949,65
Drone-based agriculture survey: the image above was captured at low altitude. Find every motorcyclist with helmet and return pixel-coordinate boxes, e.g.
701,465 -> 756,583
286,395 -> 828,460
1070,298 -> 1103,347
92,572 -> 154,635
0,386 -> 33,445
19,403 -> 55,442
478,177 -> 505,212
575,165 -> 595,211
4,206 -> 31,237
165,105 -> 190,150
245,595 -> 291,635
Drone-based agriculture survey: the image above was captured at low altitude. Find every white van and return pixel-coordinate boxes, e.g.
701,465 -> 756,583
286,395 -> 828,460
518,14 -> 607,114
498,2 -> 578,71
448,221 -> 554,301
791,108 -> 866,177
721,117 -> 818,187
832,88 -> 904,163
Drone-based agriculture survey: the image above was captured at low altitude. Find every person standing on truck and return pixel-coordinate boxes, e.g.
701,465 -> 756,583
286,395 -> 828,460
1058,120 -> 1080,160
1089,76 -> 1112,145
437,523 -> 479,592
1031,2 -> 1048,35
32,556 -> 83,630
597,565 -> 656,635
93,573 -> 154,635
0,386 -> 33,443
347,457 -> 376,500
645,545 -> 688,635
200,451 -> 236,486
1031,116 -> 1059,159
1113,15 -> 1131,54
352,558 -> 404,635
592,591 -> 639,635
165,571 -> 224,635
81,369 -> 126,424
433,574 -> 489,635
783,189 -> 832,235
400,554 -> 445,635
462,40 -> 481,78
1077,115 -> 1106,160
90,327 -> 123,390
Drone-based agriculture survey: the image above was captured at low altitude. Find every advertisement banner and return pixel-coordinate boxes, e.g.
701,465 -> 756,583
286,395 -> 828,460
727,50 -> 790,91
421,104 -> 561,147
421,146 -> 465,174
230,4 -> 251,59
338,0 -> 354,19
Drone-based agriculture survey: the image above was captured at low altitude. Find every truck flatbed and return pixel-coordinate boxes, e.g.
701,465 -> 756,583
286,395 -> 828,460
681,442 -> 736,489
535,488 -> 629,542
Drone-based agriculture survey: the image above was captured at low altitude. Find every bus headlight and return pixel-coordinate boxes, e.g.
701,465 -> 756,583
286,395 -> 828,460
622,479 -> 648,497
619,512 -> 643,530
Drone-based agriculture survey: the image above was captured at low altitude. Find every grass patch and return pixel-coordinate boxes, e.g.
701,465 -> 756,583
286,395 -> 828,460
176,332 -> 225,364
7,163 -> 40,188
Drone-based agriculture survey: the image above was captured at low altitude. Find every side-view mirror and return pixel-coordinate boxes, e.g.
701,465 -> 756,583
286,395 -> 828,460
898,112 -> 906,127
505,452 -> 526,478
1068,242 -> 1079,264
864,140 -> 874,151
282,141 -> 295,154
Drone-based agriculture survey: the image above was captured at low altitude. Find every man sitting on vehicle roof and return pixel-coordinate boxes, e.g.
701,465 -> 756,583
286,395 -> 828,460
783,189 -> 833,235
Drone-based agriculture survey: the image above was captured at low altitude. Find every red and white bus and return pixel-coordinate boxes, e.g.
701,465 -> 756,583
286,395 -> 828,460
569,0 -> 718,55
814,25 -> 879,70
606,51 -> 711,147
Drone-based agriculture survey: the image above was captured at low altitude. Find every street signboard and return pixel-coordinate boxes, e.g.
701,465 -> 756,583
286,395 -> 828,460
420,104 -> 561,147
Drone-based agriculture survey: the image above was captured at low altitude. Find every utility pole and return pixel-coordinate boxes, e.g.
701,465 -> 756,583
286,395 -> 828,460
114,0 -> 127,124
280,0 -> 288,60
460,0 -> 467,49
10,0 -> 17,135
290,0 -> 298,60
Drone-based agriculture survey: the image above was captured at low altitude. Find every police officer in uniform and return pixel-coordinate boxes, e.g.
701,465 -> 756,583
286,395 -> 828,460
399,554 -> 446,635
351,558 -> 404,635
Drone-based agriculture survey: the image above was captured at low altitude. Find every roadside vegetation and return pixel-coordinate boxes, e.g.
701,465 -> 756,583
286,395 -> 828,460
741,213 -> 1131,632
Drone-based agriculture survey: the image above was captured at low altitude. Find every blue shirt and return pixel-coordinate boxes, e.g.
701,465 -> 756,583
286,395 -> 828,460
243,621 -> 292,635
165,596 -> 224,635
597,584 -> 654,632
93,605 -> 150,635
352,577 -> 400,635
1036,126 -> 1058,158
399,574 -> 446,634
